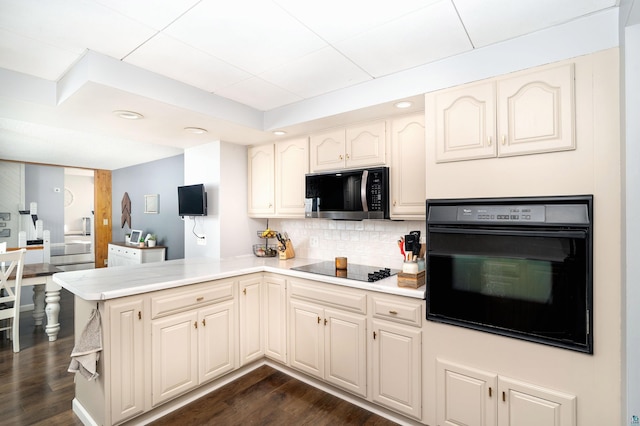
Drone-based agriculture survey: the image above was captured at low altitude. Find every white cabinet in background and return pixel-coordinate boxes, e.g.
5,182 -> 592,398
430,64 -> 575,163
437,359 -> 577,426
247,144 -> 275,217
310,120 -> 386,172
107,243 -> 165,267
389,113 -> 426,219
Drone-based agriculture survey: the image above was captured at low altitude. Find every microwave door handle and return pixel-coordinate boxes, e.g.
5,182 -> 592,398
361,170 -> 369,212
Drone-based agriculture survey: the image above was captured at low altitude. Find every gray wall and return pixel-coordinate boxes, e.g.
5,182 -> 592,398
25,164 -> 64,244
111,154 -> 185,260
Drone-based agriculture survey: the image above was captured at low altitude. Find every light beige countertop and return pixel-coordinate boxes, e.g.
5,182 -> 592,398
53,256 -> 425,301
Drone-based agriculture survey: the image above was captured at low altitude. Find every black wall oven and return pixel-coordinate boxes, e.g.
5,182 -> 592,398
426,195 -> 593,353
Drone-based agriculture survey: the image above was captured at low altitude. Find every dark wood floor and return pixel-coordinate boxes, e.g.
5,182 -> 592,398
1,289 -> 399,426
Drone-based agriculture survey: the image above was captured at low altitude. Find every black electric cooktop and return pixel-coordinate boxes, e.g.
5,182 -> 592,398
291,261 -> 400,283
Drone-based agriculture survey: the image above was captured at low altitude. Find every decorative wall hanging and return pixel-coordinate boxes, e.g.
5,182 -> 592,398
121,192 -> 131,228
144,194 -> 159,214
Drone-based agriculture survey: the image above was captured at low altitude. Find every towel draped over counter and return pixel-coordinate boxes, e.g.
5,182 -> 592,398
68,308 -> 102,381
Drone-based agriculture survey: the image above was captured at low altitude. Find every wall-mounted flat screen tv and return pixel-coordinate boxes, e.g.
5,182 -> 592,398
178,184 -> 207,217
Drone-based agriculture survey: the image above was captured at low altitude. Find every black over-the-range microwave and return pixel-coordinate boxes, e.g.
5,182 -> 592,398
304,167 -> 389,220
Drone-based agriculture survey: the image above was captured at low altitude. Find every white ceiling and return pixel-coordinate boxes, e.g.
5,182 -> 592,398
0,0 -> 619,170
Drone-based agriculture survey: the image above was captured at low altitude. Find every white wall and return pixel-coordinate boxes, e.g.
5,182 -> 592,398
184,141 -> 254,259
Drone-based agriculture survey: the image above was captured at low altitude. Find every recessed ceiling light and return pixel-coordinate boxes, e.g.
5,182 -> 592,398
273,130 -> 287,136
184,127 -> 208,134
113,110 -> 144,120
394,101 -> 413,109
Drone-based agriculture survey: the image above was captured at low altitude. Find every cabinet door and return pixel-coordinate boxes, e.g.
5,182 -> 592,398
310,129 -> 345,172
436,359 -> 498,426
289,300 -> 324,378
433,82 -> 497,162
324,308 -> 367,397
248,144 -> 275,216
371,319 -> 422,419
151,311 -> 199,406
346,120 -> 386,168
200,300 -> 237,382
239,276 -> 264,365
108,297 -> 145,424
497,64 -> 575,157
264,276 -> 287,363
275,137 -> 309,216
390,113 -> 426,219
498,376 -> 576,426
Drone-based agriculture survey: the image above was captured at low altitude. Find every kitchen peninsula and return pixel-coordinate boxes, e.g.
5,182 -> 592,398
54,257 -> 425,425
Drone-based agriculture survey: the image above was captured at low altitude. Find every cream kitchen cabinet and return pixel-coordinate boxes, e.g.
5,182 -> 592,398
288,279 -> 368,398
264,275 -> 287,363
248,144 -> 275,217
107,243 -> 166,267
239,275 -> 264,365
370,295 -> 423,420
430,64 -> 575,163
310,120 -> 386,172
389,113 -> 426,219
150,280 -> 237,406
275,137 -> 309,217
437,359 -> 576,426
106,295 -> 146,424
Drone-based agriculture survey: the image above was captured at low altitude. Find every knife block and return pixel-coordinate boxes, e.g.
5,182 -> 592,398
279,240 -> 295,260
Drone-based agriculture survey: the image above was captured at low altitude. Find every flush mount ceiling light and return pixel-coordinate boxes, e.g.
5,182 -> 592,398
273,130 -> 287,136
394,101 -> 413,109
112,110 -> 144,120
183,127 -> 208,134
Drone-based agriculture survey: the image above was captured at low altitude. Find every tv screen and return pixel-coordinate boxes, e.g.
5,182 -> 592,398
178,184 -> 207,217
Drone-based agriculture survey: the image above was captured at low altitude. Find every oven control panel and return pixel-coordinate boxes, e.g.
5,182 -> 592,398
456,205 -> 546,222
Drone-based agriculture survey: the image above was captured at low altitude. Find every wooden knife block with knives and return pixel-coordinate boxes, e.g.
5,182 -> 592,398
276,232 -> 295,260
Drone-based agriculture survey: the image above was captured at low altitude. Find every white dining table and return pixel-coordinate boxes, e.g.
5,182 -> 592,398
11,263 -> 63,341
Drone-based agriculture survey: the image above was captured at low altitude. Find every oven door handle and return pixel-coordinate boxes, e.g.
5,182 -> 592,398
428,227 -> 588,239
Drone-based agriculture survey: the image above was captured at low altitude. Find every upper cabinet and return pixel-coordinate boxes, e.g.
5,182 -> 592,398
248,138 -> 309,218
310,120 -> 386,172
275,138 -> 309,217
429,64 -> 575,163
247,144 -> 275,217
389,113 -> 426,219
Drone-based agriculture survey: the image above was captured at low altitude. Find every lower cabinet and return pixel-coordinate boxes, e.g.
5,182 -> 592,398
437,359 -> 577,426
370,295 -> 423,420
239,275 -> 264,365
108,296 -> 146,425
264,275 -> 287,363
288,279 -> 368,398
150,280 -> 237,407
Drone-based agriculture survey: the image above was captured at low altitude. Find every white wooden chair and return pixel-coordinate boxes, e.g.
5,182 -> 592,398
0,248 -> 26,352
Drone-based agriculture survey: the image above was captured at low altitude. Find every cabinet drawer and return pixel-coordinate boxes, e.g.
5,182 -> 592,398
151,280 -> 234,319
371,296 -> 422,327
289,279 -> 367,314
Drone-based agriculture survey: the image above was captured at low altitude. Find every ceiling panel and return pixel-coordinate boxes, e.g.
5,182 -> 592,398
259,46 -> 372,99
0,28 -> 80,80
93,0 -> 201,30
214,76 -> 303,111
274,0 -> 442,43
336,0 -> 472,77
454,0 -> 619,48
163,0 -> 328,75
124,33 -> 251,93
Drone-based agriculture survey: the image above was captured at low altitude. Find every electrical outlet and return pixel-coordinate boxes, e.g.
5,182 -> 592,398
197,235 -> 207,246
309,236 -> 319,248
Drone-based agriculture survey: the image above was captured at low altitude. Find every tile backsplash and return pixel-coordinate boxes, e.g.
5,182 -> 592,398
267,218 -> 425,269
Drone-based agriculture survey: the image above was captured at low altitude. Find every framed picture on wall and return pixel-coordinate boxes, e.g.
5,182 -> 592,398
144,194 -> 159,214
129,229 -> 143,245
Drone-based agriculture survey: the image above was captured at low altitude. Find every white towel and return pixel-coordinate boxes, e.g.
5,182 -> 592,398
68,308 -> 102,381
